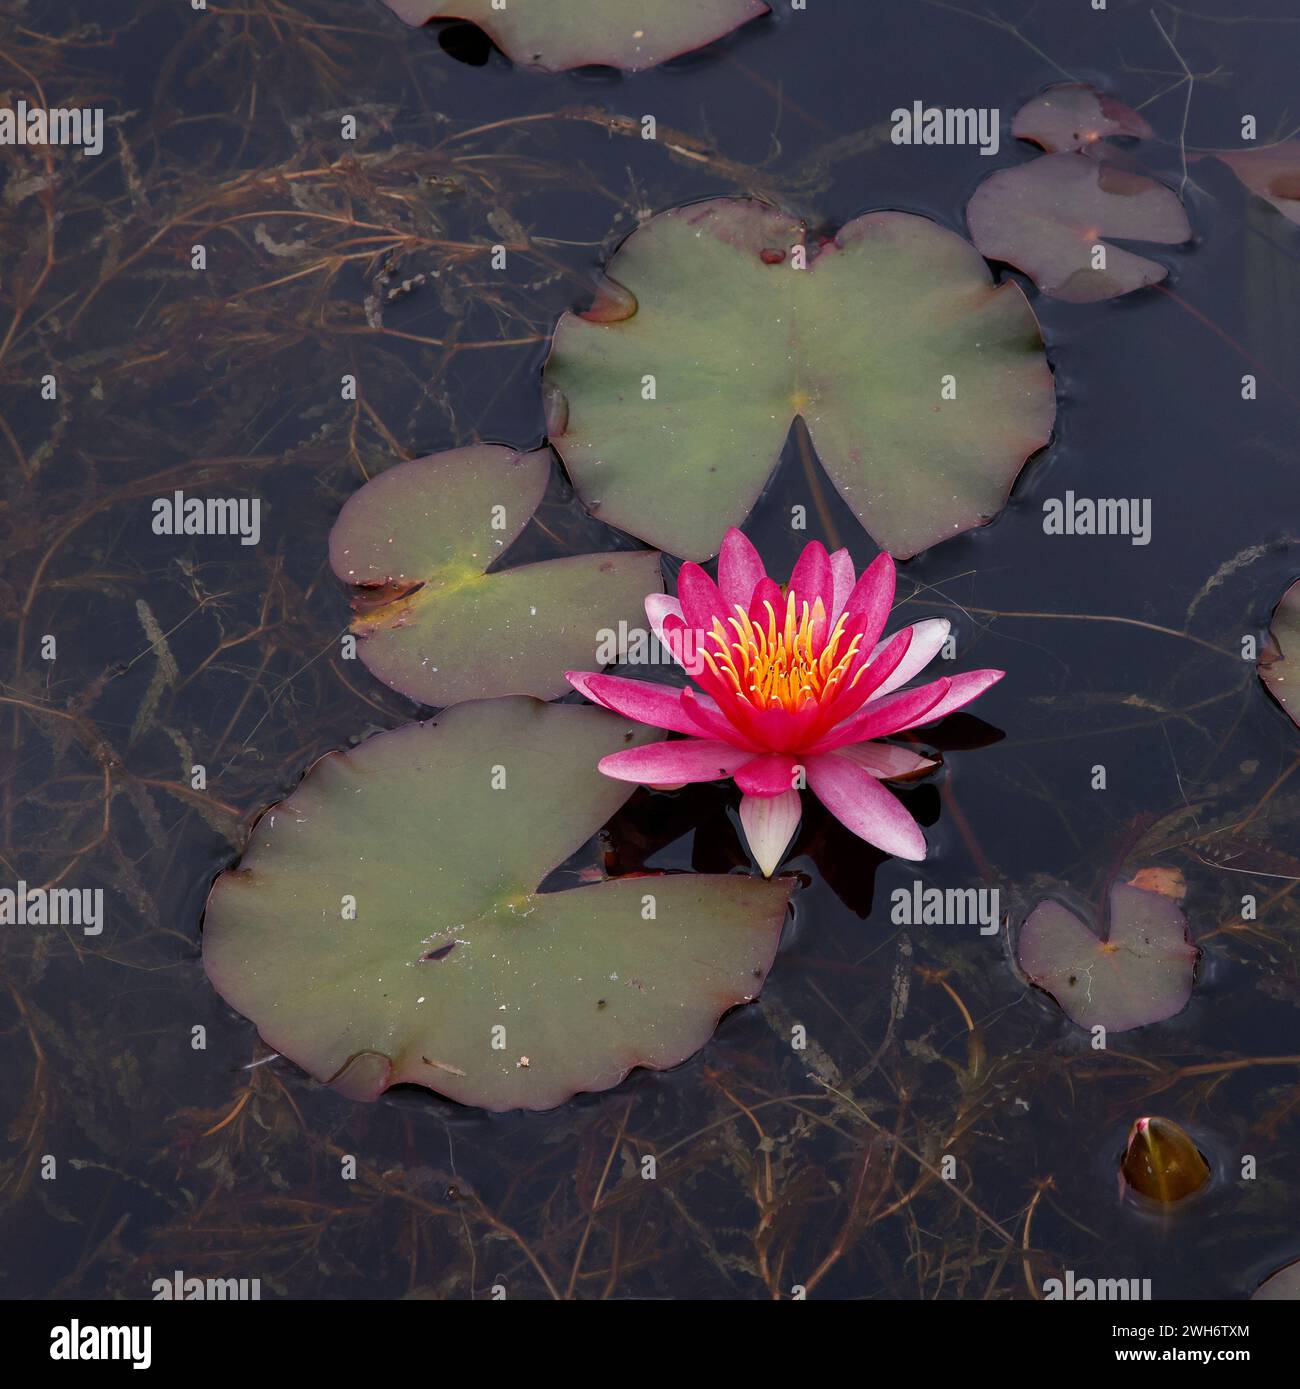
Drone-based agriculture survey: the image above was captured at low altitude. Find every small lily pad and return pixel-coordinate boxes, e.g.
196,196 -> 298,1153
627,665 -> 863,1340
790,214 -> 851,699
204,698 -> 793,1111
1017,883 -> 1199,1032
1209,142 -> 1300,227
1260,577 -> 1300,728
1012,84 -> 1153,154
967,153 -> 1191,301
329,444 -> 660,706
543,197 -> 1055,560
381,0 -> 768,72
1255,1258 -> 1300,1300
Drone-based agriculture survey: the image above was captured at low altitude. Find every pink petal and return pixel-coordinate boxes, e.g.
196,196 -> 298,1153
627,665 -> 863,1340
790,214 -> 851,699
789,623 -> 912,747
804,753 -> 927,860
788,541 -> 833,617
870,618 -> 951,697
810,677 -> 952,752
747,576 -> 785,633
739,790 -> 802,877
598,739 -> 756,786
645,592 -> 684,650
680,688 -> 762,750
835,742 -> 938,780
676,562 -> 728,639
847,625 -> 914,706
829,548 -> 856,622
734,753 -> 802,797
891,669 -> 1004,730
842,552 -> 896,651
660,613 -> 711,681
717,528 -> 766,612
567,672 -> 701,737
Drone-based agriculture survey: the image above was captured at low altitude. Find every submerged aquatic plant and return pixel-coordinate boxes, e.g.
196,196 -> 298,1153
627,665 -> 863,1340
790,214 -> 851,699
567,529 -> 1003,875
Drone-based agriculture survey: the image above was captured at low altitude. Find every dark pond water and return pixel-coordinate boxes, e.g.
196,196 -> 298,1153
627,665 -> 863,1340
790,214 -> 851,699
1,0 -> 1298,1300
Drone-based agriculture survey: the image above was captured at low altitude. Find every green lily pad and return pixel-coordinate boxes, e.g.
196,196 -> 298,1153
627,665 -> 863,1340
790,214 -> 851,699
329,444 -> 661,706
381,0 -> 769,72
203,698 -> 792,1111
542,197 -> 1055,561
1012,84 -> 1153,154
1260,577 -> 1300,729
1210,142 -> 1300,227
1017,883 -> 1199,1033
967,153 -> 1191,301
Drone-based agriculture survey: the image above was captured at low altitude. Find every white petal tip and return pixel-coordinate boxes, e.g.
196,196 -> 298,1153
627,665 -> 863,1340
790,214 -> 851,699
739,790 -> 801,879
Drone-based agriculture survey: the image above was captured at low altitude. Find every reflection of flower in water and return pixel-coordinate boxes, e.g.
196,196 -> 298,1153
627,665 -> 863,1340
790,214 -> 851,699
568,528 -> 1003,876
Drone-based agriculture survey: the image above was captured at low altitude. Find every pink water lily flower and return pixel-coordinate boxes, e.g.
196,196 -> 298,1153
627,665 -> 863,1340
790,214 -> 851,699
566,529 -> 1003,877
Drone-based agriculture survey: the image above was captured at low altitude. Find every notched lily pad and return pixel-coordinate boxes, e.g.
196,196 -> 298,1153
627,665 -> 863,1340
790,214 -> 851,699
1210,142 -> 1300,227
1260,577 -> 1300,728
1012,83 -> 1153,154
543,196 -> 1055,561
1017,882 -> 1199,1032
203,698 -> 793,1111
967,153 -> 1191,301
330,444 -> 660,706
381,0 -> 769,73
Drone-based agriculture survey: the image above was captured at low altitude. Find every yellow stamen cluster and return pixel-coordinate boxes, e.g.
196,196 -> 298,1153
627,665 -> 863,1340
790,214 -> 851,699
701,590 -> 865,714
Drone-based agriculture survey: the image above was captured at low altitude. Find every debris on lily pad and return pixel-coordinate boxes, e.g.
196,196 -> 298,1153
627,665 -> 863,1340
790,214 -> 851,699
380,0 -> 769,73
203,698 -> 794,1111
967,153 -> 1192,301
1017,883 -> 1199,1032
1012,83 -> 1153,154
1127,865 -> 1186,903
330,444 -> 660,706
1208,141 -> 1300,227
1260,577 -> 1300,728
544,196 -> 1054,560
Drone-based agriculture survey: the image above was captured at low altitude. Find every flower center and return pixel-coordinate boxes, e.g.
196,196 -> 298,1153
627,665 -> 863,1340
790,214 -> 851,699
701,590 -> 865,714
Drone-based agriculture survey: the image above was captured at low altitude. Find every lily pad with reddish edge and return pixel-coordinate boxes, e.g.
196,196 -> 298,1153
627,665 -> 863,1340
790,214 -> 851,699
380,0 -> 769,73
1209,142 -> 1300,227
203,698 -> 793,1112
542,197 -> 1055,561
1017,883 -> 1199,1032
1011,83 -> 1153,154
1254,1259 -> 1300,1300
329,444 -> 660,707
1260,577 -> 1300,728
967,153 -> 1192,302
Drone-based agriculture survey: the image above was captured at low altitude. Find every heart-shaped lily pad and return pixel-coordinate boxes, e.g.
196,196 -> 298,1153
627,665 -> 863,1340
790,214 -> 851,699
1260,577 -> 1300,728
967,153 -> 1191,301
1210,142 -> 1300,227
203,698 -> 792,1111
543,197 -> 1055,561
1012,84 -> 1153,154
1017,883 -> 1199,1032
381,0 -> 768,72
330,445 -> 660,706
